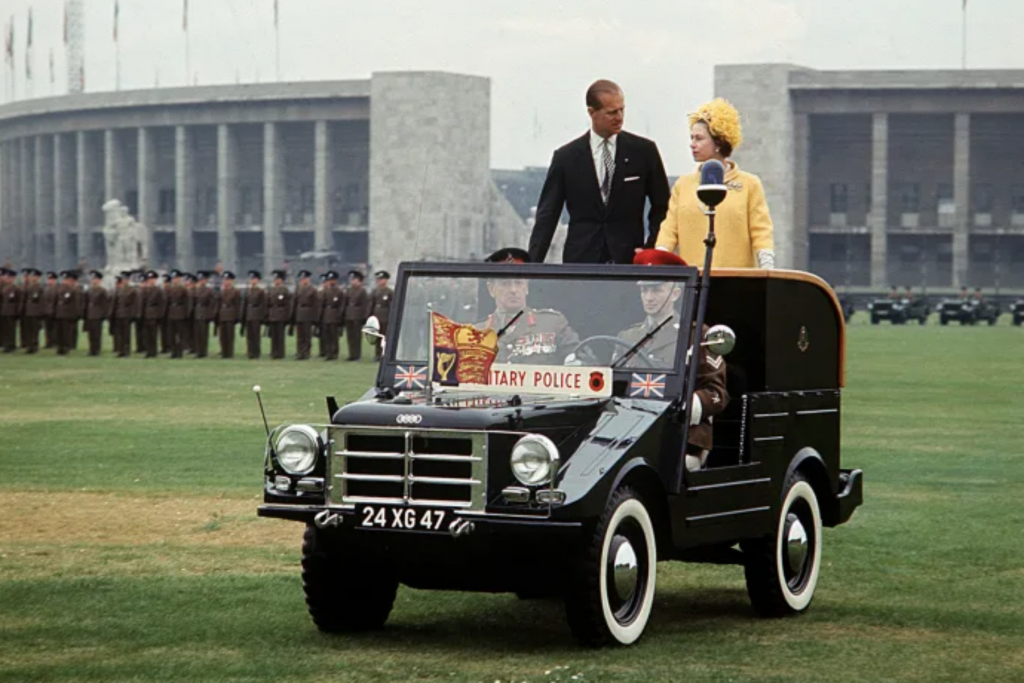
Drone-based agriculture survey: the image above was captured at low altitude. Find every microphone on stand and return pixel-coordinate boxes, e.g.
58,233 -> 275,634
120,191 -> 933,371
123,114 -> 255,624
697,159 -> 728,208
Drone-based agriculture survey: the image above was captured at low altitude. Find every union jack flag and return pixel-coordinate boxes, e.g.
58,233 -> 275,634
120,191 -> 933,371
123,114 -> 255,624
629,373 -> 666,399
394,365 -> 428,390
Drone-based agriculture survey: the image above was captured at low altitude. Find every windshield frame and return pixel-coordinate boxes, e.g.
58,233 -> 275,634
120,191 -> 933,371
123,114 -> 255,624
375,261 -> 699,400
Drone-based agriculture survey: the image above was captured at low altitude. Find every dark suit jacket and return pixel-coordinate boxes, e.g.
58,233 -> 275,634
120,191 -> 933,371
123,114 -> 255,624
528,130 -> 670,264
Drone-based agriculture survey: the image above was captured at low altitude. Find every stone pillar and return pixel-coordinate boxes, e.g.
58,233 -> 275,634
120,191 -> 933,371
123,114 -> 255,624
262,122 -> 284,276
53,135 -> 69,269
137,127 -> 158,267
952,113 -> 970,288
76,131 -> 92,266
0,141 -> 16,262
869,113 -> 889,288
217,124 -> 239,270
104,129 -> 123,206
35,136 -> 55,270
791,113 -> 811,271
313,120 -> 333,252
175,125 -> 195,271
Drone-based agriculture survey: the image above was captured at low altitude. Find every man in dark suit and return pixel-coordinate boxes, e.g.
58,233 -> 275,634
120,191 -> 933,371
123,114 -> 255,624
528,79 -> 670,265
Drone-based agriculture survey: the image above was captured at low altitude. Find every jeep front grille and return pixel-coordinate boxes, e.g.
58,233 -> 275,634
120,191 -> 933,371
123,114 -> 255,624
327,427 -> 486,510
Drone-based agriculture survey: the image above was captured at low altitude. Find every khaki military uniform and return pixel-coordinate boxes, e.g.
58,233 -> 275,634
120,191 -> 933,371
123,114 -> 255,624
345,284 -> 370,361
191,285 -> 218,358
293,284 -> 320,360
477,308 -> 579,365
319,285 -> 346,361
1,281 -> 23,353
112,286 -> 139,357
217,287 -> 241,359
242,286 -> 267,359
43,283 -> 58,348
85,284 -> 113,356
54,284 -> 83,355
266,285 -> 293,359
369,285 -> 394,360
166,285 -> 191,358
22,282 -> 46,353
142,286 -> 168,358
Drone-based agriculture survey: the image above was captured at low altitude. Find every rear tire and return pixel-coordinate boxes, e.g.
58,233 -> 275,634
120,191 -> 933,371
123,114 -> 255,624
301,524 -> 398,633
565,487 -> 657,646
741,472 -> 822,617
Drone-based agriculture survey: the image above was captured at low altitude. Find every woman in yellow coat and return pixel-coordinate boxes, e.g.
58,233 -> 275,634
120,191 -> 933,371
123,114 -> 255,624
655,98 -> 775,269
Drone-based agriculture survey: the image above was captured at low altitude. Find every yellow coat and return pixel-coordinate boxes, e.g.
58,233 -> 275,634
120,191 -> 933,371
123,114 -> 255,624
655,162 -> 774,268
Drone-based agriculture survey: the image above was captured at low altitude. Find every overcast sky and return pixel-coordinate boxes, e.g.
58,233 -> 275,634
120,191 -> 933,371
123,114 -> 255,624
2,0 -> 1023,175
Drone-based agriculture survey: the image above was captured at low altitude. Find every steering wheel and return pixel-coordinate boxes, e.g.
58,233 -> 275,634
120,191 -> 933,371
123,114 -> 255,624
570,335 -> 657,369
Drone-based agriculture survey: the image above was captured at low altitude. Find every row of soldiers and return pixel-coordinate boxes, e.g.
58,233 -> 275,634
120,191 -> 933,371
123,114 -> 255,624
0,266 -> 395,361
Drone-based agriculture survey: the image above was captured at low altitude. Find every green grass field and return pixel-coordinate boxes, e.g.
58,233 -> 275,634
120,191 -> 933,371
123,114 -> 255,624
1,324 -> 1023,682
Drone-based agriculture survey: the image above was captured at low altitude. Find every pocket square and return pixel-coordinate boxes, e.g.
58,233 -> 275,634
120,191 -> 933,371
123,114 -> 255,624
623,176 -> 640,183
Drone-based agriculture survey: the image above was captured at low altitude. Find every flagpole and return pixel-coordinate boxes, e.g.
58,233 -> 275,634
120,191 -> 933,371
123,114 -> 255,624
274,0 -> 281,81
961,0 -> 967,70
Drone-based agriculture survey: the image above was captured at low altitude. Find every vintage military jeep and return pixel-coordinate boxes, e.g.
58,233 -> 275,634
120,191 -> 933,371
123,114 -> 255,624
939,297 -> 999,325
868,296 -> 929,325
1012,300 -> 1024,326
257,262 -> 863,646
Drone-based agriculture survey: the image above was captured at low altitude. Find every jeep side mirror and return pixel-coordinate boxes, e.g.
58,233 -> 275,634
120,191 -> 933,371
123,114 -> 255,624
362,316 -> 384,345
702,324 -> 736,356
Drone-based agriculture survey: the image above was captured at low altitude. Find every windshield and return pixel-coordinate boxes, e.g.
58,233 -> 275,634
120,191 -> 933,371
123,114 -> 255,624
392,269 -> 693,373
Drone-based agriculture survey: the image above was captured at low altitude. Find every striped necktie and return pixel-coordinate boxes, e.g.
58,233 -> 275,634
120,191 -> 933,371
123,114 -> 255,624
600,138 -> 614,203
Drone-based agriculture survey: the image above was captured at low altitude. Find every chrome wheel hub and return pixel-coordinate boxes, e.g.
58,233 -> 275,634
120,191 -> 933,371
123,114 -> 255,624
784,512 -> 809,575
611,535 -> 639,603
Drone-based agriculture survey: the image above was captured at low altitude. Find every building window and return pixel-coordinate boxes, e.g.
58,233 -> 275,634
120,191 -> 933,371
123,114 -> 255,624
864,183 -> 872,212
974,184 -> 993,213
159,189 -> 176,216
899,183 -> 920,213
936,183 -> 954,202
829,183 -> 848,213
1011,185 -> 1024,214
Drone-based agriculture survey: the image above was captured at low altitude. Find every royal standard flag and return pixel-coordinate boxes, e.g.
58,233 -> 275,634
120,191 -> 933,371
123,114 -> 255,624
429,312 -> 498,387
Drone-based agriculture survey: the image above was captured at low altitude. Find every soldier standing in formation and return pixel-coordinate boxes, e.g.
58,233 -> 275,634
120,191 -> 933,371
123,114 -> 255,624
111,273 -> 138,358
21,268 -> 45,354
318,271 -> 345,361
191,271 -> 218,358
160,274 -> 172,354
141,270 -> 167,358
242,270 -> 266,359
293,269 -> 319,360
345,271 -> 370,361
84,270 -> 112,357
182,274 -> 197,353
54,270 -> 83,356
43,271 -> 59,348
1,268 -> 23,352
217,272 -> 241,359
267,270 -> 293,360
369,270 -> 394,361
166,270 -> 191,359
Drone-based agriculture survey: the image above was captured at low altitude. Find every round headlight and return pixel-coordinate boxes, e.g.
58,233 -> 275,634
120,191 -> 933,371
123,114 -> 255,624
510,434 -> 559,486
274,425 -> 320,475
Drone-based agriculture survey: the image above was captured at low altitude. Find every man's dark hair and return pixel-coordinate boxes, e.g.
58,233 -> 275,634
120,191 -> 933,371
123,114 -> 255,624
586,79 -> 622,110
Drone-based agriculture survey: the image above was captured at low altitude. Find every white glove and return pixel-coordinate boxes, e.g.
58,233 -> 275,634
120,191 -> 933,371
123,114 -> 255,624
690,394 -> 703,426
656,246 -> 671,252
756,249 -> 775,270
563,352 -> 582,367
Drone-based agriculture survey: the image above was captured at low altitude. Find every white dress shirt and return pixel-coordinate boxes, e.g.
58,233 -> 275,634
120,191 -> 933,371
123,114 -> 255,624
589,130 -> 618,190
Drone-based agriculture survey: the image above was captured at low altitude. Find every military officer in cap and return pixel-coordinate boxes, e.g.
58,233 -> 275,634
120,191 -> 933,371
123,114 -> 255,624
1,268 -> 24,353
344,270 -> 370,361
292,269 -> 320,360
477,248 -> 579,364
166,270 -> 192,358
43,271 -> 59,348
112,273 -> 138,357
319,271 -> 346,361
216,272 -> 241,358
84,270 -> 112,356
54,270 -> 84,355
369,270 -> 394,360
160,273 -> 173,353
182,273 -> 198,353
141,270 -> 168,358
266,270 -> 293,359
191,271 -> 218,358
128,271 -> 145,354
241,270 -> 267,359
21,268 -> 45,353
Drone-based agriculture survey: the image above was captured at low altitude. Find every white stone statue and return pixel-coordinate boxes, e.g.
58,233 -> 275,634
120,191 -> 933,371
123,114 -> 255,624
101,199 -> 148,276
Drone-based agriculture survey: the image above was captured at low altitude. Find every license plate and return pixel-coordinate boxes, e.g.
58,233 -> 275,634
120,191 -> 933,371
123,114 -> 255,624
358,505 -> 449,532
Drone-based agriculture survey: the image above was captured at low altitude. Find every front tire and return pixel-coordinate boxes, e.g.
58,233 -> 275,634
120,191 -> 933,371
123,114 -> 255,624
301,524 -> 398,633
565,487 -> 657,646
741,472 -> 822,617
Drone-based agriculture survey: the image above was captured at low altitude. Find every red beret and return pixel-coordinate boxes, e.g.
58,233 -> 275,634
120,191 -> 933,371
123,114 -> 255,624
633,249 -> 688,267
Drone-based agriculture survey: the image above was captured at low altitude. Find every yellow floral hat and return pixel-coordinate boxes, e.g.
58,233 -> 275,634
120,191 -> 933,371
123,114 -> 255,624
688,98 -> 743,151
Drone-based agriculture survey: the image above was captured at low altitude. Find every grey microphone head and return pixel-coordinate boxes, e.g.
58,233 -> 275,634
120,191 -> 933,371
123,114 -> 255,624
697,159 -> 728,208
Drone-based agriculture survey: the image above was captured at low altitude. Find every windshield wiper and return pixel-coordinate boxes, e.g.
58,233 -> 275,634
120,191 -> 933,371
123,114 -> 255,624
611,315 -> 673,369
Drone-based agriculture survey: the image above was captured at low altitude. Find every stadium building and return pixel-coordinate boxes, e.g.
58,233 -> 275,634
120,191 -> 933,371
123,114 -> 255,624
0,71 -> 524,275
717,64 -> 1024,290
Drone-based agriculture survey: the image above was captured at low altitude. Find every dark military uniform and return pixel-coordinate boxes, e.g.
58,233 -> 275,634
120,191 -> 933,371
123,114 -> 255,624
142,283 -> 168,358
293,283 -> 320,360
345,283 -> 370,361
217,286 -> 241,359
43,279 -> 58,348
191,284 -> 218,358
477,308 -> 579,365
369,284 -> 394,360
22,280 -> 46,353
319,284 -> 346,361
54,282 -> 83,355
1,279 -> 23,353
166,284 -> 192,358
160,279 -> 172,353
617,316 -> 683,367
266,285 -> 293,359
242,285 -> 267,359
85,282 -> 113,356
112,284 -> 139,357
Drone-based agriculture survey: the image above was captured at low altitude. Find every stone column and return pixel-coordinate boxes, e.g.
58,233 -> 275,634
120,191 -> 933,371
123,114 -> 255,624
262,122 -> 284,276
137,127 -> 158,267
104,129 -> 123,206
217,124 -> 239,270
76,131 -> 92,266
175,125 -> 195,271
19,138 -> 34,265
791,113 -> 811,271
0,141 -> 17,262
952,113 -> 970,288
53,135 -> 69,269
313,120 -> 333,252
35,136 -> 55,270
868,113 -> 889,288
